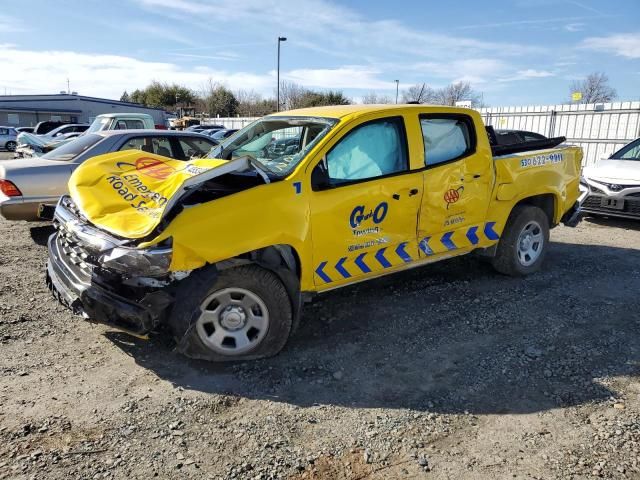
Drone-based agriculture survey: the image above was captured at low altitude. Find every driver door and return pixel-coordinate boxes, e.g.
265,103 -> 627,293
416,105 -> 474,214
309,116 -> 423,289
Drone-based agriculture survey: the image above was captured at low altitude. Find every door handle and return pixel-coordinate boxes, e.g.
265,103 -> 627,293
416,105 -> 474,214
409,188 -> 419,196
463,174 -> 482,182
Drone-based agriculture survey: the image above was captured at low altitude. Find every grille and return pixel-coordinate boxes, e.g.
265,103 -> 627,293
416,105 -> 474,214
52,198 -> 99,276
591,180 -> 640,192
583,195 -> 640,216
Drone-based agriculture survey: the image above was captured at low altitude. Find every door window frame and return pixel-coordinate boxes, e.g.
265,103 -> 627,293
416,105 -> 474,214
419,113 -> 477,170
311,115 -> 411,191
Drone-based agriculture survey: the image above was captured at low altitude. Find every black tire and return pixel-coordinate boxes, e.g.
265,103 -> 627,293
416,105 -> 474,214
491,205 -> 550,277
168,264 -> 294,362
5,141 -> 16,152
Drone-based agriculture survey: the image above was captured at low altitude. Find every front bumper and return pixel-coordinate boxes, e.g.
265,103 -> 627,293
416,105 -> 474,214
581,194 -> 640,219
46,231 -> 173,336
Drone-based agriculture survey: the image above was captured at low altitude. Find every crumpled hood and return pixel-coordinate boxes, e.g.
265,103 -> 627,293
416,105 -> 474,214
68,150 -> 233,239
583,159 -> 640,183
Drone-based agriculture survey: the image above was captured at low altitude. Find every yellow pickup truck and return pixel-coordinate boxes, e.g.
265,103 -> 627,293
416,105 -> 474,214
46,105 -> 583,361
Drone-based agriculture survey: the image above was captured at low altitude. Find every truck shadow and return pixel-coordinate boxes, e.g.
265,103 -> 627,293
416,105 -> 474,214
107,240 -> 640,415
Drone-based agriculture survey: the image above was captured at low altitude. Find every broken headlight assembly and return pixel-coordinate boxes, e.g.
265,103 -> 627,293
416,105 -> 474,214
99,240 -> 173,277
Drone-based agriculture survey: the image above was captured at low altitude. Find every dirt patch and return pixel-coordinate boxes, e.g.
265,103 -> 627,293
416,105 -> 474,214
1,215 -> 639,479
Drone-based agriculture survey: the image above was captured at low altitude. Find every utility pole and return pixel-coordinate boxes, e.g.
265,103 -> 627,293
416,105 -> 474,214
394,80 -> 399,104
67,78 -> 70,94
277,36 -> 287,112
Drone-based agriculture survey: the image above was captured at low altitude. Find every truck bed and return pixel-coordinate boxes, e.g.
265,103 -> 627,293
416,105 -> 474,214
486,126 -> 567,157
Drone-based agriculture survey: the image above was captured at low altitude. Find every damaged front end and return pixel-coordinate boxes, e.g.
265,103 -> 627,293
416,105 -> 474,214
46,196 -> 181,336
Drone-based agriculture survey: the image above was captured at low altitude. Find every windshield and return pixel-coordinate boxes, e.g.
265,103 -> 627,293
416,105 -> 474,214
208,116 -> 338,176
41,134 -> 102,161
611,139 -> 640,161
86,117 -> 112,134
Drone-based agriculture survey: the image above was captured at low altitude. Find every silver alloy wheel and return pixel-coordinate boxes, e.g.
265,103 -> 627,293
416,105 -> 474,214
195,287 -> 270,355
6,141 -> 16,152
516,220 -> 544,267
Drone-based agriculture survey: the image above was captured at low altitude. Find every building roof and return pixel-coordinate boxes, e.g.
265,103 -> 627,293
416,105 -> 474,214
0,94 -> 167,112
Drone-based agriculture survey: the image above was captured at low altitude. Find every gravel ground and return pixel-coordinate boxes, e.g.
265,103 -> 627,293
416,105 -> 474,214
1,173 -> 640,479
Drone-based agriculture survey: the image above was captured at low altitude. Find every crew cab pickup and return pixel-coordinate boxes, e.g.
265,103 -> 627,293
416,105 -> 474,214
46,105 -> 583,361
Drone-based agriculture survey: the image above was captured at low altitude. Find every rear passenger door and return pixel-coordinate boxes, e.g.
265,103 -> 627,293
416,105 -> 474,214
309,116 -> 423,288
417,114 -> 494,258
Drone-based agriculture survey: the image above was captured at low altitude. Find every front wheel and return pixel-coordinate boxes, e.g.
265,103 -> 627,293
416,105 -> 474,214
491,205 -> 550,277
5,141 -> 16,152
169,265 -> 294,361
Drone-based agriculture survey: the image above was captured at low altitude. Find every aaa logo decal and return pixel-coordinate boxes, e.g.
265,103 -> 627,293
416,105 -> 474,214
134,157 -> 177,180
444,186 -> 464,209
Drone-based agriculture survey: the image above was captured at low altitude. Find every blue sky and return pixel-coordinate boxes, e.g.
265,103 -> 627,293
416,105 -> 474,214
0,0 -> 638,106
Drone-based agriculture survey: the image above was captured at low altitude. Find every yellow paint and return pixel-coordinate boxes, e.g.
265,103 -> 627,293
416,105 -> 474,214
70,105 -> 583,294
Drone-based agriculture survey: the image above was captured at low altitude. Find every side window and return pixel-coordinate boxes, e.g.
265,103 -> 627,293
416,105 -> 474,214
179,138 -> 214,159
118,137 -> 147,152
326,117 -> 407,183
0,128 -> 7,135
126,120 -> 144,129
118,137 -> 174,157
420,117 -> 474,166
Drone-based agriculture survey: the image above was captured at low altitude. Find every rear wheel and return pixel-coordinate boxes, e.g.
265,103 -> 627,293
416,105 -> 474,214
5,141 -> 16,152
491,205 -> 550,276
169,265 -> 294,361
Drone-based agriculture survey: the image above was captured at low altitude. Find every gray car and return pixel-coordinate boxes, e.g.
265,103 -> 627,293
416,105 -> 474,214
0,129 -> 217,221
0,126 -> 18,152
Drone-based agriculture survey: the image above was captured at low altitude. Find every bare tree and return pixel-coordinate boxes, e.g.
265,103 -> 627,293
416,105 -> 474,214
235,89 -> 276,116
278,81 -> 307,110
361,92 -> 392,104
570,72 -> 617,104
401,83 -> 434,104
433,81 -> 481,106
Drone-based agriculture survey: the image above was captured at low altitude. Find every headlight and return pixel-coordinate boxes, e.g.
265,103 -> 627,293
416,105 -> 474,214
99,245 -> 172,277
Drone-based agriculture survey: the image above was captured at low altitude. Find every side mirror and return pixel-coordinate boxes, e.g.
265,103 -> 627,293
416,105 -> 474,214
311,160 -> 330,190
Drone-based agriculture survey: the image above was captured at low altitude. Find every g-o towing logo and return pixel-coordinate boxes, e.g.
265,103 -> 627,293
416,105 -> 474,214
349,202 -> 388,229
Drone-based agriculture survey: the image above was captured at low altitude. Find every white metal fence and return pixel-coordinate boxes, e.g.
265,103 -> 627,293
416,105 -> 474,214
212,101 -> 640,166
479,101 -> 640,166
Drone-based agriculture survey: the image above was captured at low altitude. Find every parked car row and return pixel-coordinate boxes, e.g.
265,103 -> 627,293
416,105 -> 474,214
0,129 -> 217,221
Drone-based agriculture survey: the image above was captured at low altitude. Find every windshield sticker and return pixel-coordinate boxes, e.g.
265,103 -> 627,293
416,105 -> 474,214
520,153 -> 563,168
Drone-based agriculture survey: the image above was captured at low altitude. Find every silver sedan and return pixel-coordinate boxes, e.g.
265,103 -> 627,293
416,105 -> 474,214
0,130 -> 217,221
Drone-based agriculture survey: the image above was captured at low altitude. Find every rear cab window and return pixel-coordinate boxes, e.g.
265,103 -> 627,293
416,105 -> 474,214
420,115 -> 476,166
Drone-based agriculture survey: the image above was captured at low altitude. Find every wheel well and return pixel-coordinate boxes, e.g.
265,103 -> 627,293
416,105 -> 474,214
515,194 -> 556,226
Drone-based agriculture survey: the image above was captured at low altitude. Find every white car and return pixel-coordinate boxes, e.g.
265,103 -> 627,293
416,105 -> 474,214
581,138 -> 640,220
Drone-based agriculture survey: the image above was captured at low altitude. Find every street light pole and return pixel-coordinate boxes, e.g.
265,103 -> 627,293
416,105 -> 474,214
394,80 -> 399,104
277,36 -> 287,112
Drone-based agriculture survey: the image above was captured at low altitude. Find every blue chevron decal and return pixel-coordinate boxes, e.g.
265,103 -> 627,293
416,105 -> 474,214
441,231 -> 457,251
466,226 -> 479,245
335,257 -> 351,279
375,248 -> 392,268
484,222 -> 500,241
395,242 -> 412,263
315,262 -> 332,283
354,253 -> 371,273
419,237 -> 434,256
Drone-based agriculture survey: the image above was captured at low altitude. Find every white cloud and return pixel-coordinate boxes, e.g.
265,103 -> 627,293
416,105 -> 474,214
0,14 -> 26,33
0,45 -> 272,98
582,33 -> 640,59
564,23 -> 585,32
132,0 -> 546,59
283,66 -> 393,90
499,69 -> 555,82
